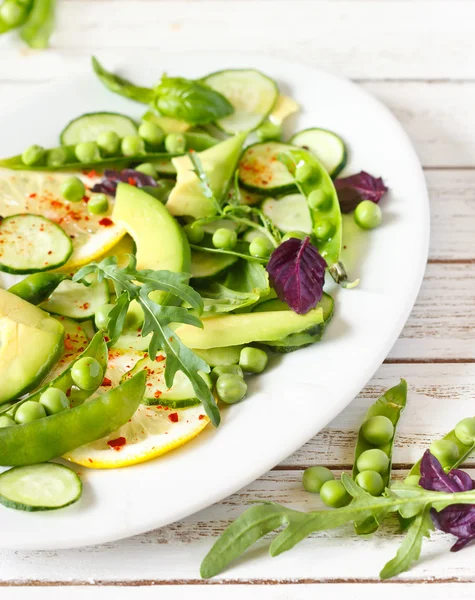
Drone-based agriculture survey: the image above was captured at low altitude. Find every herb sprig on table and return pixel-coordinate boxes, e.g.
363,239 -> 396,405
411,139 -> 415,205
200,382 -> 475,579
74,255 -> 220,427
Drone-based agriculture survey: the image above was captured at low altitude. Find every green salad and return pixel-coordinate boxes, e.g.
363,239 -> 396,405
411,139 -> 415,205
0,58 -> 389,512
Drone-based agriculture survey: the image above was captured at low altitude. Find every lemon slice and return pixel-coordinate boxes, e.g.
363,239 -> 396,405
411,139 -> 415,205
63,349 -> 209,468
0,169 -> 125,271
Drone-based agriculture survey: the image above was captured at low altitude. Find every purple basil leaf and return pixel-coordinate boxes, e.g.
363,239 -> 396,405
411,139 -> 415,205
451,535 -> 475,552
334,171 -> 388,213
266,236 -> 326,315
431,505 -> 475,540
419,450 -> 470,493
91,168 -> 158,196
450,469 -> 475,492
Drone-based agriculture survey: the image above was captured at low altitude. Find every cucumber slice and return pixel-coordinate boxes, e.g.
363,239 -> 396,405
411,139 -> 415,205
0,463 -> 82,511
238,142 -> 296,195
289,128 -> 347,177
60,112 -> 138,145
0,214 -> 73,274
269,95 -> 299,126
191,250 -> 238,279
40,277 -> 110,321
262,194 -> 312,234
203,69 -> 278,134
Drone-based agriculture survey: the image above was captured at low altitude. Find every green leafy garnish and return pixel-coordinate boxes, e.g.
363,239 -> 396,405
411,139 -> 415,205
73,255 -> 220,426
200,473 -> 475,578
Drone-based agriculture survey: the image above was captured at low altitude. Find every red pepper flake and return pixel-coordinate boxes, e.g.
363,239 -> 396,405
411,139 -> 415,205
146,382 -> 153,387
66,388 -> 71,397
80,302 -> 90,310
155,355 -> 165,362
102,377 -> 112,387
107,437 -> 127,451
99,217 -> 113,227
168,412 -> 179,423
82,195 -> 90,203
154,390 -> 162,399
84,169 -> 99,179
88,458 -> 93,464
50,200 -> 63,209
29,193 -> 37,198
198,414 -> 206,420
169,336 -> 174,342
104,336 -> 110,342
128,177 -> 137,186
64,336 -> 74,350
47,250 -> 52,255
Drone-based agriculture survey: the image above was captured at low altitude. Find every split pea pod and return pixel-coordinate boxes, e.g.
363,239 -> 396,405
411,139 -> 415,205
8,272 -> 69,305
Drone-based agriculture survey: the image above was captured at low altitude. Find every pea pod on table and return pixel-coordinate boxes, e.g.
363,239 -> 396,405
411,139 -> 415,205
352,379 -> 407,534
278,148 -> 355,286
0,330 -> 108,419
8,272 -> 69,305
0,370 -> 146,466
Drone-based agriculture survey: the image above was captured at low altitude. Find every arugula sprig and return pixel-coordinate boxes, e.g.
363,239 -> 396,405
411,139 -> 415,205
73,255 -> 220,426
200,474 -> 475,579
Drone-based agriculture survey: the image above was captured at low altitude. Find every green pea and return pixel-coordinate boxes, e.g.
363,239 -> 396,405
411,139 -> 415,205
405,475 -> 420,486
454,417 -> 475,446
282,231 -> 308,242
21,144 -> 45,166
239,347 -> 268,374
97,130 -> 120,156
212,228 -> 237,250
255,121 -> 282,142
75,141 -> 101,164
430,439 -> 459,467
295,163 -> 314,183
184,222 -> 205,244
94,303 -> 115,330
319,480 -> 351,508
88,194 -> 109,215
354,200 -> 382,230
302,466 -> 334,493
138,121 -> 165,148
0,1 -> 26,25
356,448 -> 389,474
121,135 -> 146,157
39,387 -> 69,415
165,133 -> 186,154
314,220 -> 335,241
61,176 -> 85,202
355,470 -> 385,496
71,356 -> 103,391
0,415 -> 15,428
135,162 -> 158,179
15,401 -> 47,424
308,189 -> 331,211
211,364 -> 244,382
361,415 -> 394,446
249,236 -> 274,259
46,147 -> 69,167
216,373 -> 247,405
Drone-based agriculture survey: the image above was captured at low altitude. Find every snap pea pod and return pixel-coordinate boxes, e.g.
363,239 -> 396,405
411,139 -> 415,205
8,272 -> 69,305
0,370 -> 146,466
0,331 -> 108,418
0,146 -> 174,172
20,0 -> 55,49
352,379 -> 407,535
92,56 -> 155,105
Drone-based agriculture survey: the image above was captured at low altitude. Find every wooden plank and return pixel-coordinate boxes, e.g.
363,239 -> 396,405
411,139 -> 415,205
1,467 -> 474,583
4,1 -> 474,80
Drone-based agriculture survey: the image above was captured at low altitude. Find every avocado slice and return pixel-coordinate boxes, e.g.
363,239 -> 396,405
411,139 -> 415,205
0,289 -> 64,404
166,132 -> 247,219
113,183 -> 190,273
175,306 -> 323,349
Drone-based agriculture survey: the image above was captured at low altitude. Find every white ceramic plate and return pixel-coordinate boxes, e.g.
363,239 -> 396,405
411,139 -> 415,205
0,54 -> 429,550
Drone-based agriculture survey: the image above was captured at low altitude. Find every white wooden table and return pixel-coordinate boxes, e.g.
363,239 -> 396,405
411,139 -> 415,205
1,1 -> 475,597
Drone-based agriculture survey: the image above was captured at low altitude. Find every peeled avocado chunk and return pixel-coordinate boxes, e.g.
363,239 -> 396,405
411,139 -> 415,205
0,289 -> 64,404
175,307 -> 323,349
166,133 -> 247,219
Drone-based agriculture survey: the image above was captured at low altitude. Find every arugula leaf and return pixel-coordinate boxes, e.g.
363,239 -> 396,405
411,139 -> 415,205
74,256 -> 219,426
188,150 -> 222,213
196,283 -> 261,315
380,508 -> 433,580
92,57 -> 155,104
200,473 -> 475,578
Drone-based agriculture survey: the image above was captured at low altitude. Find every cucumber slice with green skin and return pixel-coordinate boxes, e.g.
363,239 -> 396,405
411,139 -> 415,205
255,293 -> 334,352
238,142 -> 297,195
262,194 -> 312,234
191,250 -> 238,279
0,463 -> 82,512
289,128 -> 347,178
40,277 -> 110,321
60,112 -> 138,145
203,69 -> 279,134
0,214 -> 73,274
